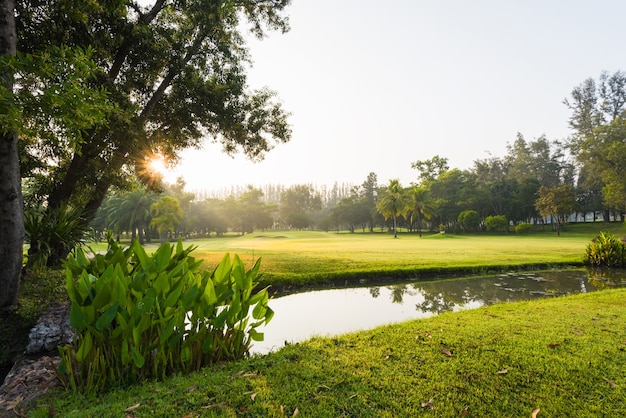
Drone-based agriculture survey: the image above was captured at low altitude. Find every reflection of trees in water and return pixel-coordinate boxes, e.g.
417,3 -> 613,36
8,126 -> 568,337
415,292 -> 455,314
387,285 -> 418,304
363,270 -> 622,316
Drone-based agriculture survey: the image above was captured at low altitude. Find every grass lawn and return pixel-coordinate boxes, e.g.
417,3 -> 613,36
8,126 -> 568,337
124,223 -> 624,290
32,289 -> 626,417
4,223 -> 625,415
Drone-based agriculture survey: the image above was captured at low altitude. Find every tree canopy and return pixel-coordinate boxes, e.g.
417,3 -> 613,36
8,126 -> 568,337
18,0 -> 292,222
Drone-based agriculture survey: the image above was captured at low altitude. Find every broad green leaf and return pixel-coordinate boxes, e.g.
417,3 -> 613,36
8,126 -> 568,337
155,242 -> 172,272
69,300 -> 88,331
131,346 -> 145,368
75,332 -> 93,362
252,302 -> 266,320
132,239 -> 150,270
154,271 -> 170,294
164,279 -> 184,307
249,329 -> 264,342
95,302 -> 119,331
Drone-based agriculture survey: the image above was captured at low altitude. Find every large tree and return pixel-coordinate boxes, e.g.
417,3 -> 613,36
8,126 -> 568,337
18,0 -> 292,260
0,0 -> 21,308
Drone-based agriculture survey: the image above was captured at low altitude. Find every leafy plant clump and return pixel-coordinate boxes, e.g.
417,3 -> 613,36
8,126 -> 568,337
585,231 -> 625,267
58,239 -> 273,393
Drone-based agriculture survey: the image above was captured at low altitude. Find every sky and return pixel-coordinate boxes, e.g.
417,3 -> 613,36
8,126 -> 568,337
163,0 -> 626,192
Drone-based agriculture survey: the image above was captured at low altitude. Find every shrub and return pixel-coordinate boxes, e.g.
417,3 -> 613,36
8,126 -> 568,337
59,239 -> 273,393
514,223 -> 533,234
485,215 -> 508,233
457,210 -> 481,232
584,231 -> 625,267
24,204 -> 88,270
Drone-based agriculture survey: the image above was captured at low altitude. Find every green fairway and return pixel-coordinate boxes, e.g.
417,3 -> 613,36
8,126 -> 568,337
130,224 -> 625,289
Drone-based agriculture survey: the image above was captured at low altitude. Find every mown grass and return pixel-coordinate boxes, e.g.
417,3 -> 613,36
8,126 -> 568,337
130,223 -> 625,290
31,289 -> 626,417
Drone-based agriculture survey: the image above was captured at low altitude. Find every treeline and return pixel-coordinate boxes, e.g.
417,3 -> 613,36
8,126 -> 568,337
92,70 -> 626,240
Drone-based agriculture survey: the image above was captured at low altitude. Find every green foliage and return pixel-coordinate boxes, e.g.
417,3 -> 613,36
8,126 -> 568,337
24,204 -> 88,270
59,239 -> 273,393
485,215 -> 508,233
584,231 -> 625,267
457,210 -> 481,232
515,222 -> 533,234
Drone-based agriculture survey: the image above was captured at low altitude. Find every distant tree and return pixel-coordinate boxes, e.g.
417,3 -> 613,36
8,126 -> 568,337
331,195 -> 371,233
150,196 -> 183,241
535,184 -> 576,236
411,155 -> 449,183
360,172 -> 378,231
428,169 -> 477,230
485,215 -> 508,233
406,186 -> 433,236
279,184 -> 322,229
104,187 -> 158,244
376,179 -> 407,238
237,186 -> 274,233
457,210 -> 481,232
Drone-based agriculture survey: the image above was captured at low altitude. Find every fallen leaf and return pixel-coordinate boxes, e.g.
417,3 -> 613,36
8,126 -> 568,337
187,385 -> 197,392
385,353 -> 395,359
547,343 -> 560,348
421,399 -> 435,409
242,373 -> 257,378
460,407 -> 469,417
532,408 -> 540,417
293,408 -> 299,416
603,377 -> 619,388
250,392 -> 257,401
440,347 -> 452,357
496,369 -> 508,375
123,403 -> 141,412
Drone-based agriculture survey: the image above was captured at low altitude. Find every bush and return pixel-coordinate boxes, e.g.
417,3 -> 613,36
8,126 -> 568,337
24,204 -> 88,270
59,239 -> 273,393
514,223 -> 533,234
485,215 -> 508,233
457,210 -> 481,232
584,231 -> 625,267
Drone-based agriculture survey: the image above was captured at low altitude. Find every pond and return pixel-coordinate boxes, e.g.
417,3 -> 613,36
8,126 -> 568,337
251,269 -> 626,355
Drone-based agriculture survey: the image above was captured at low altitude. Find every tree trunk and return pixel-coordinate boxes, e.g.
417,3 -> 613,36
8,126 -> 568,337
0,0 -> 23,309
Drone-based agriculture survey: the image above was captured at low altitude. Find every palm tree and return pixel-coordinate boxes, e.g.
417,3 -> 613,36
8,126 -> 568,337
406,185 -> 434,237
376,179 -> 407,238
105,187 -> 158,243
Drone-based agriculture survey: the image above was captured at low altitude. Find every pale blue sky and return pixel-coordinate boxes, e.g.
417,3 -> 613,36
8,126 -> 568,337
166,0 -> 626,191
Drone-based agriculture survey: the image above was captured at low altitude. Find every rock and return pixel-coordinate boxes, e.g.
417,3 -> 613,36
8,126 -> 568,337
0,302 -> 72,415
25,302 -> 73,354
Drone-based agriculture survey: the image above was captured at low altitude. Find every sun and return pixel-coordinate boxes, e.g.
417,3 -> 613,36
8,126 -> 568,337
148,155 -> 168,176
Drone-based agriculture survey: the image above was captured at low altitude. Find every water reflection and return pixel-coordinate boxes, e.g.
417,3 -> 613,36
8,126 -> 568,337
252,269 -> 626,355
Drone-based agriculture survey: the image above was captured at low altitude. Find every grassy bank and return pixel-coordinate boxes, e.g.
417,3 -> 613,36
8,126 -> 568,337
32,289 -> 626,417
